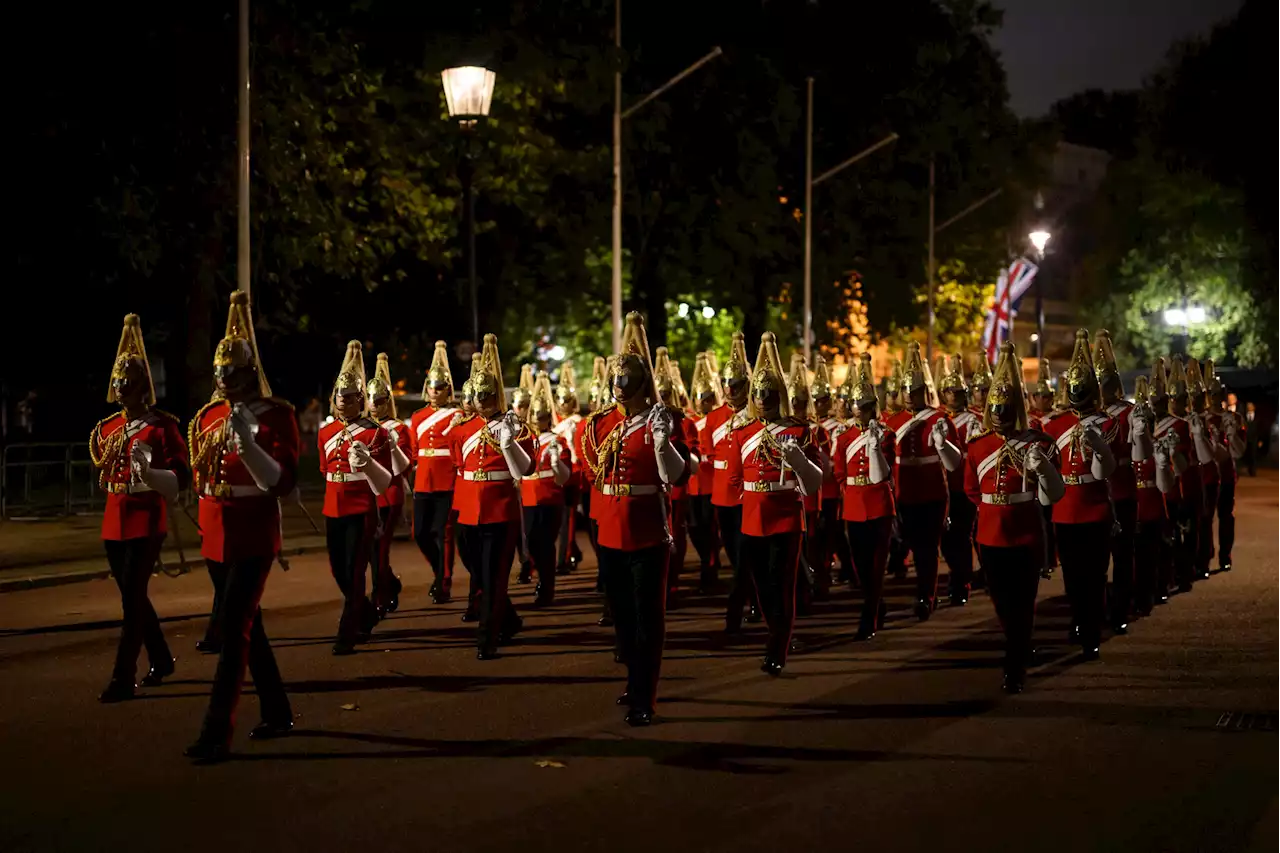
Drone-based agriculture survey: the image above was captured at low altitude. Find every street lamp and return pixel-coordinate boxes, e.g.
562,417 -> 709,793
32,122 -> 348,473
1164,303 -> 1207,353
1029,230 -> 1051,254
1028,229 -> 1051,360
442,66 -> 497,346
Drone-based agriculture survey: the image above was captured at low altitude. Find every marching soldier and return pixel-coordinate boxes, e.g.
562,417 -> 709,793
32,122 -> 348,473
320,342 -> 395,655
687,353 -> 724,592
966,353 -> 993,589
826,358 -> 858,585
724,333 -> 823,675
882,342 -> 962,619
512,364 -> 537,584
1041,331 -> 1119,659
832,353 -> 896,639
185,291 -> 296,761
1167,356 -> 1211,590
1203,360 -> 1245,572
408,341 -> 460,604
1128,376 -> 1177,615
552,362 -> 586,575
92,314 -> 188,702
452,371 -> 483,622
1185,358 -> 1220,581
367,353 -> 412,618
1027,358 -> 1054,423
653,347 -> 697,604
707,333 -> 761,631
964,341 -> 1066,693
582,356 -> 610,584
1095,330 -> 1138,633
812,355 -> 851,598
1148,358 -> 1191,599
450,336 -> 535,657
578,313 -> 691,725
522,372 -> 572,606
786,352 -> 822,615
938,354 -> 979,606
882,358 -> 911,581
671,358 -> 704,600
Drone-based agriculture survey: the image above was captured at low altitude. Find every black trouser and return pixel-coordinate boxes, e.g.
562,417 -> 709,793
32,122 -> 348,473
523,504 -> 563,600
556,484 -> 583,568
104,536 -> 170,682
888,517 -> 908,577
940,491 -> 975,598
1109,499 -> 1137,625
199,557 -> 291,745
1133,519 -> 1163,615
978,545 -> 1041,677
688,494 -> 720,583
1198,482 -> 1218,577
370,503 -> 403,610
1055,520 -> 1112,649
812,500 -> 844,594
413,491 -> 456,592
827,499 -> 855,584
325,512 -> 376,644
744,530 -> 802,665
900,500 -> 946,606
599,543 -> 669,713
201,562 -> 226,649
1171,497 -> 1198,590
1218,478 -> 1236,566
847,517 -> 893,632
1041,503 -> 1057,571
461,520 -> 521,652
717,504 -> 756,626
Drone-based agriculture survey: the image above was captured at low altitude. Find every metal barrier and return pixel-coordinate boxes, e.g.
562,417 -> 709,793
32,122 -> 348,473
1,442 -> 102,519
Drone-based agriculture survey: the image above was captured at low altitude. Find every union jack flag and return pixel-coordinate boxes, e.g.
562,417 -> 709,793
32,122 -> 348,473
981,258 -> 1039,365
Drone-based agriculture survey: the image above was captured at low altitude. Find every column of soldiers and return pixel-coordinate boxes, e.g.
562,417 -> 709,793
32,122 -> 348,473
89,293 -> 1249,759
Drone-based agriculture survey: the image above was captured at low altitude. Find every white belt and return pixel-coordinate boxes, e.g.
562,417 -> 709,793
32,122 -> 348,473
523,470 -> 558,480
327,471 -> 367,483
1062,473 -> 1098,486
105,482 -> 153,495
462,469 -> 513,482
745,480 -> 796,492
982,492 -> 1035,505
896,455 -> 940,467
713,459 -> 728,470
845,475 -> 872,487
418,448 -> 451,458
201,483 -> 267,498
599,483 -> 660,496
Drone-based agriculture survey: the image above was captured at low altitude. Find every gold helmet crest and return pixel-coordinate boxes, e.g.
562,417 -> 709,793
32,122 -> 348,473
331,341 -> 367,416
810,354 -> 833,401
1064,329 -> 1100,410
984,341 -> 1029,434
529,370 -> 556,420
1184,357 -> 1208,411
1168,355 -> 1189,401
612,311 -> 660,404
108,314 -> 156,407
471,334 -> 507,406
722,331 -> 751,385
423,340 -> 454,398
510,363 -> 535,410
1029,358 -> 1054,398
902,341 -> 933,395
653,346 -> 676,400
969,352 -> 993,393
555,360 -> 578,413
1093,329 -> 1123,395
787,351 -> 812,417
849,352 -> 878,412
367,352 -> 397,418
938,353 -> 967,394
1149,357 -> 1170,401
748,332 -> 792,420
690,352 -> 723,407
213,290 -> 273,399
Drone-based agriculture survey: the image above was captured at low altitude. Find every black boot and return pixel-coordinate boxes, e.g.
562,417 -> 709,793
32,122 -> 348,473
139,658 -> 176,687
98,680 -> 136,703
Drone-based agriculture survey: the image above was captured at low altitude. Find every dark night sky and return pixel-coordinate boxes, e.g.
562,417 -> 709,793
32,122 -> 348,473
991,0 -> 1245,116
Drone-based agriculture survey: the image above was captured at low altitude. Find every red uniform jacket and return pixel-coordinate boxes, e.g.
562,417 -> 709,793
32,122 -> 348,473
409,404 -> 460,493
1104,401 -> 1137,502
552,413 -> 584,490
965,429 -> 1054,549
1205,412 -> 1242,484
690,411 -> 716,497
377,417 -> 410,510
578,405 -> 690,551
449,415 -> 535,526
1190,414 -> 1220,489
833,423 -> 896,522
946,408 -> 982,493
670,411 -> 699,502
190,397 -> 299,562
705,403 -> 747,508
1133,454 -> 1170,524
319,417 -> 391,518
521,431 -> 570,507
883,407 -> 956,506
92,410 -> 189,541
723,418 -> 818,537
1153,414 -> 1195,512
819,416 -> 848,501
1043,411 -> 1116,525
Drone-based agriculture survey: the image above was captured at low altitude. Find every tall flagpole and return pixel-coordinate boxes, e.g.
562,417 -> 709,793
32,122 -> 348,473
237,0 -> 251,298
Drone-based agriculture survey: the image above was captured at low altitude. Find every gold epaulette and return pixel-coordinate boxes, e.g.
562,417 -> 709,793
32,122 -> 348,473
88,411 -> 124,468
968,427 -> 995,443
187,398 -> 225,453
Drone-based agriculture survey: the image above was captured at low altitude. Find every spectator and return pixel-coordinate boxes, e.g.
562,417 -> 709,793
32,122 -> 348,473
16,390 -> 37,438
1243,401 -> 1260,476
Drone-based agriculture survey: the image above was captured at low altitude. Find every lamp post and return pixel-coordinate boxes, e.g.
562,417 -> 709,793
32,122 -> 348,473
1029,229 -> 1050,360
237,0 -> 251,298
442,65 -> 497,347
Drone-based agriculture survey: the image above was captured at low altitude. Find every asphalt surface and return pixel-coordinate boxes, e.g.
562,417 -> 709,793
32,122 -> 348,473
2,474 -> 1276,853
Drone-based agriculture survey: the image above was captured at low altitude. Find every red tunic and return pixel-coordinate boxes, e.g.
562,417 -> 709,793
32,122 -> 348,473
690,412 -> 717,497
946,409 -> 982,493
552,413 -> 585,489
1205,412 -> 1242,484
832,423 -> 896,522
319,418 -> 391,518
1190,414 -> 1220,488
1043,411 -> 1116,525
449,415 -> 535,526
578,405 -> 690,551
521,431 -> 570,507
799,420 -> 828,513
723,418 -> 818,537
670,411 -> 699,502
377,417 -> 410,510
1104,401 -> 1137,502
1153,414 -> 1195,511
1133,455 -> 1170,523
92,410 -> 188,540
819,416 -> 848,501
190,398 -> 299,562
882,407 -> 955,505
965,430 -> 1054,549
706,404 -> 748,508
408,404 -> 460,493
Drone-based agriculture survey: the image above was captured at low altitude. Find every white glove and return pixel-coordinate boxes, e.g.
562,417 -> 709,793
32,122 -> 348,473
1222,411 -> 1239,433
1083,424 -> 1108,452
1025,444 -> 1048,473
1187,413 -> 1205,437
387,428 -> 399,449
130,443 -> 152,480
779,435 -> 806,466
1128,409 -> 1147,440
930,420 -> 949,450
866,428 -> 881,454
547,441 -> 563,464
229,405 -> 256,453
649,406 -> 674,450
348,440 -> 372,469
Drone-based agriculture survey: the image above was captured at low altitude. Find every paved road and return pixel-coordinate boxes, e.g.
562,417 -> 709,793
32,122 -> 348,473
2,474 -> 1276,853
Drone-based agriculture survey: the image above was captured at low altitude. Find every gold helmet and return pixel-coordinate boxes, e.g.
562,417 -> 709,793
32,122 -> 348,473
748,332 -> 792,420
588,356 -> 608,408
670,359 -> 692,411
1204,358 -> 1225,405
690,352 -> 723,407
1168,354 -> 1188,401
1093,329 -> 1123,395
1132,374 -> 1154,423
984,340 -> 1029,434
938,353 -> 967,394
810,354 -> 833,402
653,346 -> 677,403
423,340 -> 454,398
722,331 -> 751,386
1150,357 -> 1170,402
554,361 -> 579,413
969,352 -> 993,393
611,311 -> 659,404
1029,358 -> 1053,398
511,363 -> 535,410
787,351 -> 812,416
1052,370 -> 1068,411
933,355 -> 949,395
471,333 -> 506,407
108,314 -> 156,406
849,352 -> 878,413
331,340 -> 368,416
529,370 -> 555,421
883,357 -> 907,411
214,290 -> 272,399
367,352 -> 397,418
1065,329 -> 1100,411
705,349 -> 721,379
903,341 -> 933,396
1184,357 -> 1208,411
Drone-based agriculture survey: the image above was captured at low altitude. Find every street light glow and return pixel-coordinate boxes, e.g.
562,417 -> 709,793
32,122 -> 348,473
1029,333 -> 1040,343
547,345 -> 566,361
441,66 -> 496,121
701,305 -> 715,319
677,302 -> 690,318
1163,308 -> 1186,325
1029,230 -> 1051,253
1186,305 -> 1206,324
